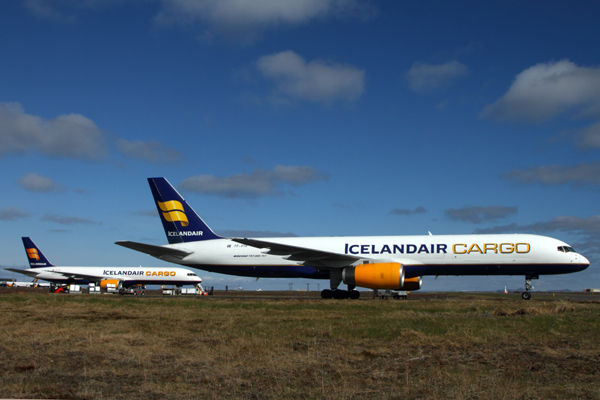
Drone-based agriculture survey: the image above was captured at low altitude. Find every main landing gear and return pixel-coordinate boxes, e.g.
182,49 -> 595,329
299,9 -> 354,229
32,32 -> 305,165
521,274 -> 538,300
320,269 -> 360,299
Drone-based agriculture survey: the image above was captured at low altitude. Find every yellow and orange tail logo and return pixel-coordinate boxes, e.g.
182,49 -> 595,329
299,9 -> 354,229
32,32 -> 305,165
158,200 -> 189,226
27,248 -> 40,261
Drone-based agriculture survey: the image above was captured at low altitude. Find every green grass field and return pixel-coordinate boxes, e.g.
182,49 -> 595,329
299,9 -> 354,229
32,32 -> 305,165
1,291 -> 599,399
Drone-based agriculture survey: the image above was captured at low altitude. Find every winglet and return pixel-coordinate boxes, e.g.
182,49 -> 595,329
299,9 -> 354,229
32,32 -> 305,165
22,237 -> 53,268
148,177 -> 222,244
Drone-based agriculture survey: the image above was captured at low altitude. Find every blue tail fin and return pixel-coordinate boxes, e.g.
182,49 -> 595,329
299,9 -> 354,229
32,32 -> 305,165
22,237 -> 53,268
148,177 -> 222,244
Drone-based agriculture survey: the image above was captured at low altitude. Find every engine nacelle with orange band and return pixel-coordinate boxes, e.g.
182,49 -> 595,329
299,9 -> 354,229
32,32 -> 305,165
99,279 -> 122,290
342,262 -> 405,290
399,276 -> 422,291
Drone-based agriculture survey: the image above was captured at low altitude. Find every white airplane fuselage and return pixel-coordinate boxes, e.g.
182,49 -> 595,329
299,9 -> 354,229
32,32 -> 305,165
116,177 -> 590,298
160,233 -> 588,279
16,266 -> 203,287
10,237 -> 207,290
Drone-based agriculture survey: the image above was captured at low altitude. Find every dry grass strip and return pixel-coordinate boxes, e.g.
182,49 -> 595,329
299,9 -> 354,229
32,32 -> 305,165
1,293 -> 599,399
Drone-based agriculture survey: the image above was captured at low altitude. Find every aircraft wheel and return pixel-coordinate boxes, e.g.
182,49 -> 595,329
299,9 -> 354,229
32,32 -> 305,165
349,290 -> 360,300
333,290 -> 349,299
321,289 -> 332,299
522,292 -> 532,300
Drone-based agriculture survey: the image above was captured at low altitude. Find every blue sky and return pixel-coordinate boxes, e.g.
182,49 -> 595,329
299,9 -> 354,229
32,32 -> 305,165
1,0 -> 599,291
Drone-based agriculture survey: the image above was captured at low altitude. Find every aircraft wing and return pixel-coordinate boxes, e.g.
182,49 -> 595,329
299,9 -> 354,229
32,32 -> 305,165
5,268 -> 40,279
51,271 -> 106,281
231,238 -> 359,269
115,241 -> 192,260
35,270 -> 105,282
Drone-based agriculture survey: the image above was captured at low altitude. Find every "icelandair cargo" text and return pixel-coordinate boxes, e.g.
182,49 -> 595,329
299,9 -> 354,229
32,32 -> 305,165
344,243 -> 530,255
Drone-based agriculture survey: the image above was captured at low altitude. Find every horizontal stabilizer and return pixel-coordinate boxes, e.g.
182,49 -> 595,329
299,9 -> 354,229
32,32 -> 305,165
5,267 -> 40,278
115,241 -> 192,260
6,267 -> 106,282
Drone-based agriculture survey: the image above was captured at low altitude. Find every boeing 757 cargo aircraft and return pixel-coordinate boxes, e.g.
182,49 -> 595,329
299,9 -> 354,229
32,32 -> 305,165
5,237 -> 205,292
116,178 -> 589,300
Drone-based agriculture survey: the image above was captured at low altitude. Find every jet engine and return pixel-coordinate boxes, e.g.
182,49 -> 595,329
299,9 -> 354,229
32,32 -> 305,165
99,279 -> 122,290
399,276 -> 422,291
343,262 -> 404,289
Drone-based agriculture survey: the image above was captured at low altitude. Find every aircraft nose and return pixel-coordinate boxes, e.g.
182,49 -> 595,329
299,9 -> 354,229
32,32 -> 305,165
579,254 -> 590,270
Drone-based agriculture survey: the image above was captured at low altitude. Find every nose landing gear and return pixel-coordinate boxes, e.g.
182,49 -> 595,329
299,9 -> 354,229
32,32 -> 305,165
522,274 -> 538,300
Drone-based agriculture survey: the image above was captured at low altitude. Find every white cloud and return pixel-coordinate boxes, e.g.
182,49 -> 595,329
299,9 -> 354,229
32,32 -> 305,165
134,209 -> 159,217
576,121 -> 600,149
116,139 -> 183,164
157,0 -> 374,42
444,206 -> 518,224
477,215 -> 600,236
25,0 -> 70,21
18,173 -> 66,193
0,206 -> 30,221
179,165 -> 328,198
475,215 -> 600,264
24,0 -> 129,22
217,230 -> 298,238
389,206 -> 427,216
0,102 -> 107,162
405,60 -> 469,93
41,213 -> 98,225
502,162 -> 600,187
256,50 -> 365,103
481,60 -> 600,123
25,0 -> 376,42
487,61 -> 600,182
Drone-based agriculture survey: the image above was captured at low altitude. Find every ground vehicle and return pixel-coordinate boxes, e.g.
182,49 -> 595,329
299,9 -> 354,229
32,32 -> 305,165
120,285 -> 145,295
374,289 -> 408,299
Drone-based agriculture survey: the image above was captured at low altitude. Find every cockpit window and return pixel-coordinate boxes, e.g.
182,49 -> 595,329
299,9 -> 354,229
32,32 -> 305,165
557,246 -> 577,253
